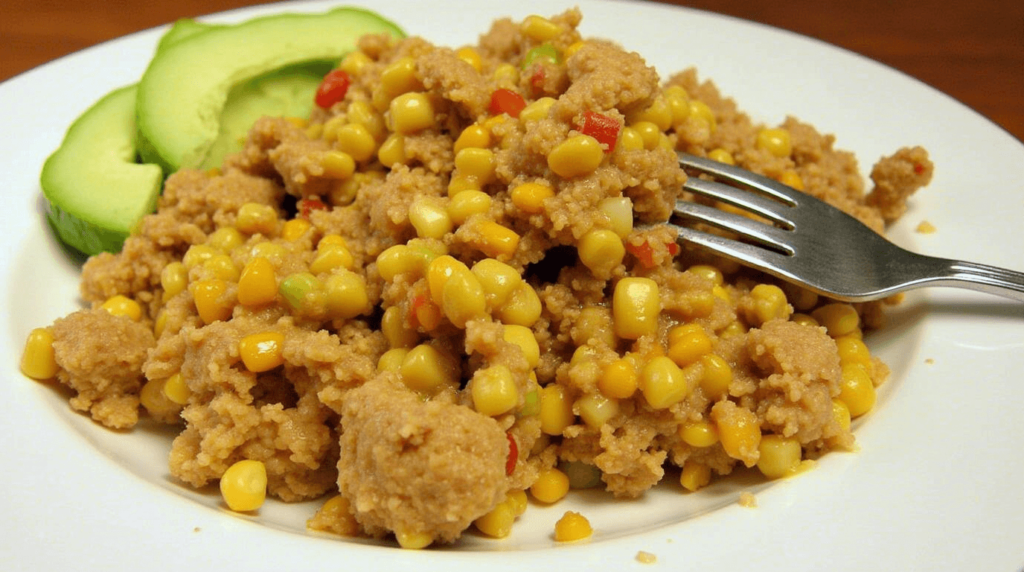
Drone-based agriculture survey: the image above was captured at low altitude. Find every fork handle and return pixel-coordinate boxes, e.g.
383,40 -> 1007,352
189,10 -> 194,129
919,257 -> 1024,302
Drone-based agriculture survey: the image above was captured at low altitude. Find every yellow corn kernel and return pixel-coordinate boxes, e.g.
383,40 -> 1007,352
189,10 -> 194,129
281,218 -> 312,242
400,344 -> 457,394
612,277 -> 660,340
699,354 -> 732,400
382,306 -> 419,349
162,372 -> 190,405
707,148 -> 734,165
100,295 -> 142,321
455,147 -> 496,184
472,221 -> 520,258
377,133 -> 405,168
531,466 -> 570,503
454,46 -> 483,72
249,241 -> 285,265
666,95 -> 691,129
310,243 -> 355,275
379,57 -> 420,97
471,364 -> 519,416
325,270 -> 370,320
202,254 -> 239,282
20,328 -> 58,380
630,121 -> 661,150
554,511 -> 592,542
426,255 -> 468,304
192,279 -> 232,324
220,459 -> 267,512
748,283 -> 790,325
445,190 -> 489,225
618,127 -> 644,151
335,123 -> 377,163
836,336 -> 872,368
575,393 -> 620,428
139,378 -> 180,418
497,282 -> 542,327
757,127 -> 792,158
376,245 -> 428,281
321,150 -> 356,179
628,96 -> 672,131
472,258 -> 522,308
667,324 -> 712,367
519,96 -> 556,123
503,324 -> 540,368
305,122 -> 324,140
442,267 -> 487,328
510,182 -> 554,214
206,227 -> 245,252
578,229 -> 625,276
686,264 -> 724,286
832,398 -> 852,433
377,348 -> 410,373
839,363 -> 876,417
790,313 -> 819,328
680,420 -> 719,448
474,499 -> 516,538
238,331 -> 285,373
395,530 -> 433,550
321,114 -> 346,142
688,100 -> 717,133
389,92 -> 435,135
715,406 -> 761,466
598,358 -> 638,399
757,435 -> 802,479
598,197 -> 633,238
548,135 -> 603,178
454,124 -> 491,154
447,173 -> 481,197
564,40 -> 586,58
521,14 -> 562,41
539,384 -> 575,436
811,303 -> 860,338
680,461 -> 711,492
640,356 -> 693,409
507,489 -> 528,516
237,256 -> 277,307
408,198 -> 453,240
779,170 -> 804,190
236,203 -> 278,235
182,244 -> 218,270
346,100 -> 386,141
318,234 -> 347,249
153,310 -> 168,338
339,51 -> 372,76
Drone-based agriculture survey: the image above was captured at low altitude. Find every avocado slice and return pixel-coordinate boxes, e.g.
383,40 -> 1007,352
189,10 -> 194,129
41,85 -> 163,256
137,7 -> 404,170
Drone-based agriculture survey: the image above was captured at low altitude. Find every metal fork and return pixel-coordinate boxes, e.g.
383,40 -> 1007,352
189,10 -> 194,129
671,153 -> 1024,303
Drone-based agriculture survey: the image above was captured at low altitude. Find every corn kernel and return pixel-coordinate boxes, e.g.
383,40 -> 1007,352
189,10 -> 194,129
139,378 -> 180,418
554,511 -> 592,542
280,218 -> 311,242
531,467 -> 570,503
447,174 -> 481,197
395,530 -> 433,550
321,150 -> 356,179
324,270 -> 370,319
497,282 -> 542,327
382,306 -> 419,348
471,364 -> 519,416
548,135 -> 603,178
236,203 -> 278,235
191,279 -> 232,324
377,348 -> 409,373
442,267 -> 487,328
160,261 -> 187,301
630,121 -> 661,150
455,46 -> 483,72
400,344 -> 457,394
409,198 -> 453,240
539,384 -> 575,436
575,393 -> 620,428
564,41 -> 586,58
389,92 -> 435,134
162,372 -> 190,405
335,123 -> 377,163
278,272 -> 322,313
612,277 -> 660,340
680,461 -> 711,492
454,124 -> 491,154
446,189 -> 491,225
182,244 -> 218,270
714,405 -> 761,466
640,356 -> 693,409
376,245 -> 427,281
521,15 -> 562,42
507,490 -> 528,516
699,354 -> 732,400
618,127 -> 644,151
836,336 -> 872,369
472,221 -> 520,258
220,459 -> 267,512
339,51 -> 371,76
503,324 -> 540,368
474,499 -> 516,538
21,328 -> 58,380
237,256 -> 277,307
249,241 -> 285,265
238,331 -> 285,373
455,147 -> 496,184
598,197 -> 633,238
510,182 -> 554,214
377,133 -> 405,168
346,100 -> 386,141
707,148 -> 734,165
628,96 -> 672,131
757,435 -> 802,479
757,127 -> 792,158
519,96 -> 556,123
206,227 -> 245,252
203,254 -> 240,282
839,363 -> 876,417
598,358 -> 637,399
680,420 -> 719,448
747,283 -> 790,325
688,100 -> 717,133
812,303 -> 860,338
309,243 -> 355,275
426,255 -> 467,305
379,57 -> 420,97
779,170 -> 804,190
832,398 -> 852,432
100,295 -> 142,321
578,229 -> 625,276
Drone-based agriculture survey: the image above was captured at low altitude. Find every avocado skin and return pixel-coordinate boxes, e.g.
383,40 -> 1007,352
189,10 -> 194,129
41,85 -> 163,256
137,7 -> 405,171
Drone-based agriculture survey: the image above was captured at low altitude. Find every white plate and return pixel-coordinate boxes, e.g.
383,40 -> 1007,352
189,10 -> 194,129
2,1 -> 1023,570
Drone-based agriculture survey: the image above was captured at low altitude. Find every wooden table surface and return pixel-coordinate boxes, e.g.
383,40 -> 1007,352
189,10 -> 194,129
2,0 -> 1021,141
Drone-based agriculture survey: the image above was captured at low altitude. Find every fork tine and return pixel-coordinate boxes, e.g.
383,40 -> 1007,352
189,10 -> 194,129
679,152 -> 802,206
672,225 -> 797,280
683,177 -> 794,228
673,200 -> 795,255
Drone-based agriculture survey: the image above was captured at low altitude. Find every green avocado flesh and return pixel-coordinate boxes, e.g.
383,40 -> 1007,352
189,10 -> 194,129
137,7 -> 404,171
41,8 -> 404,255
41,85 -> 163,256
